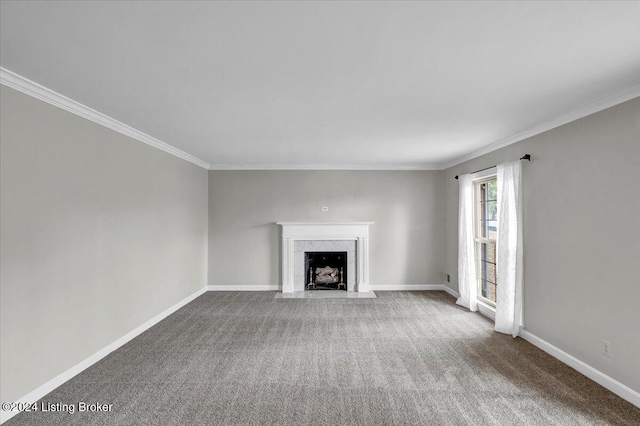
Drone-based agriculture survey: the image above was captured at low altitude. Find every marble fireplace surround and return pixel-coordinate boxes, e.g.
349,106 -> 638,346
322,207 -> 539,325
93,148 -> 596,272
277,222 -> 373,293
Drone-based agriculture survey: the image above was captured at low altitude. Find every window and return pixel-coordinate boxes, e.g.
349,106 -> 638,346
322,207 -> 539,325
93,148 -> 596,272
474,177 -> 497,305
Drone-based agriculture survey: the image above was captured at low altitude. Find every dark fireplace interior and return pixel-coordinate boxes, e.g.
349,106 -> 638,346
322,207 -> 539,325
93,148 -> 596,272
304,252 -> 347,290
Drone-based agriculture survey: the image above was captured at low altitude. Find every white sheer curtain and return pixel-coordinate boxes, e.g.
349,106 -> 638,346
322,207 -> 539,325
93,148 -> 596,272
456,174 -> 477,312
495,160 -> 523,337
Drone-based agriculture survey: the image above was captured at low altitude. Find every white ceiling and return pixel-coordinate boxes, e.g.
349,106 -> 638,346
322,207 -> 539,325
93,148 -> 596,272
1,1 -> 639,169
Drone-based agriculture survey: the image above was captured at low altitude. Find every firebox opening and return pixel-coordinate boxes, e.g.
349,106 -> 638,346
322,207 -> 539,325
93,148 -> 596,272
304,252 -> 347,290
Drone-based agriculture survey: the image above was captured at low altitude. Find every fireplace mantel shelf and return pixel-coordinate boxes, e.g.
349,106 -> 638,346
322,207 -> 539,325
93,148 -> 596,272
277,222 -> 374,239
277,222 -> 373,293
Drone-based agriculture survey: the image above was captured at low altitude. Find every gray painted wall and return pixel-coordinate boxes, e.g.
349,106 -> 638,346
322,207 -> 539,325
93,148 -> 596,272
3,77 -> 638,405
0,86 -> 208,402
208,170 -> 444,287
443,97 -> 640,392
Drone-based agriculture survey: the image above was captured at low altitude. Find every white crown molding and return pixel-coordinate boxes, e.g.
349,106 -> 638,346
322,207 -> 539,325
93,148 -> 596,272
211,81 -> 640,171
519,328 -> 640,408
0,67 -> 210,169
4,66 -> 637,173
207,163 -> 440,171
0,286 -> 207,425
439,84 -> 640,170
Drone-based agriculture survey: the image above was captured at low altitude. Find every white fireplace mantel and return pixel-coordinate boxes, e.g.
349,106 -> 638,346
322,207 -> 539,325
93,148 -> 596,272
277,222 -> 373,293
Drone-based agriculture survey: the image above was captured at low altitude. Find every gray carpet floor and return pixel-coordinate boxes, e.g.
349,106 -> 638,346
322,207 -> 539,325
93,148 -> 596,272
7,291 -> 640,425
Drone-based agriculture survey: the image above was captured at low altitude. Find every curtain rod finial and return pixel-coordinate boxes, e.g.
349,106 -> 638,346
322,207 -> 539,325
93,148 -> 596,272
455,175 -> 459,179
521,154 -> 531,161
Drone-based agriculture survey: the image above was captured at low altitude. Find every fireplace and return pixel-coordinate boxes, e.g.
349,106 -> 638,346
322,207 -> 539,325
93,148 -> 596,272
277,222 -> 373,293
305,251 -> 347,290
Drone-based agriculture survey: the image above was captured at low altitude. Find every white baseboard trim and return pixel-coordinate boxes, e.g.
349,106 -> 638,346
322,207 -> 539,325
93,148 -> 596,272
206,284 -> 458,292
440,285 -> 460,299
0,287 -> 207,425
370,284 -> 448,291
518,328 -> 640,408
370,284 -> 462,299
207,285 -> 279,291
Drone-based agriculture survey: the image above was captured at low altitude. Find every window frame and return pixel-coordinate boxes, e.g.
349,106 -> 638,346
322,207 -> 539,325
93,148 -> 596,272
472,172 -> 498,307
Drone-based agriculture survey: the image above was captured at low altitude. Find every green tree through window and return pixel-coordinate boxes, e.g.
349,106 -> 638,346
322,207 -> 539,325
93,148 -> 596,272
487,180 -> 497,219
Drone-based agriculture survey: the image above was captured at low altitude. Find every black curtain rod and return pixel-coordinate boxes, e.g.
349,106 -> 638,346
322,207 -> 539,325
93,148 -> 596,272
454,154 -> 530,179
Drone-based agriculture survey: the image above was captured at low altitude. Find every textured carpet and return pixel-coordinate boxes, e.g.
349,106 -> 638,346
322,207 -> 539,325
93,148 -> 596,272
7,291 -> 640,425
